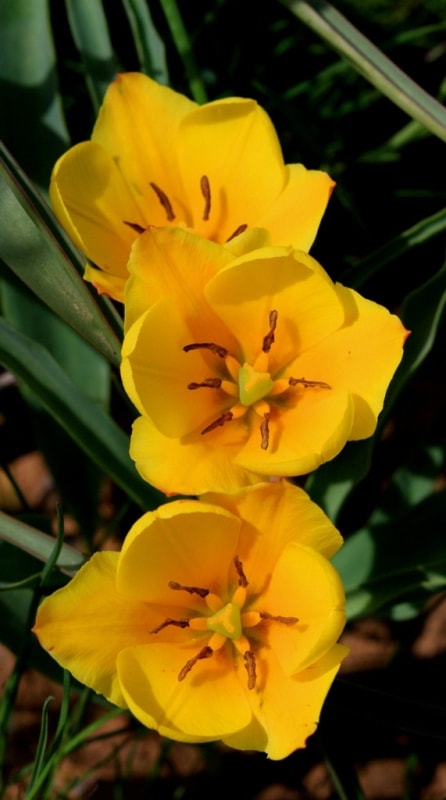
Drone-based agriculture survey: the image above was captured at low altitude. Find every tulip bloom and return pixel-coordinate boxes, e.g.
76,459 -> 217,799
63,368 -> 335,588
34,482 -> 347,759
121,227 -> 407,496
49,72 -> 334,300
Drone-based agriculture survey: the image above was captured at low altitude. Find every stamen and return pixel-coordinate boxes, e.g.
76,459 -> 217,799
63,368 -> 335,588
201,411 -> 233,435
226,224 -> 248,242
123,221 -> 146,234
178,645 -> 213,682
234,556 -> 248,588
183,342 -> 228,358
168,581 -> 209,598
262,310 -> 278,353
200,175 -> 211,221
243,650 -> 257,690
149,182 -> 175,221
150,618 -> 190,634
260,611 -> 299,625
187,378 -> 222,390
289,377 -> 331,390
260,412 -> 270,450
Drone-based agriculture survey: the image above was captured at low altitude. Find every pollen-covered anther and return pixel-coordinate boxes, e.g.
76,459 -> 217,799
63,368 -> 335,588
201,411 -> 233,436
168,581 -> 209,598
243,650 -> 257,690
123,221 -> 146,234
234,555 -> 249,588
178,645 -> 214,682
149,181 -> 175,221
226,223 -> 248,242
187,378 -> 222,390
183,342 -> 228,358
260,412 -> 271,450
262,309 -> 278,353
150,618 -> 190,634
289,377 -> 331,390
200,175 -> 211,221
260,611 -> 299,625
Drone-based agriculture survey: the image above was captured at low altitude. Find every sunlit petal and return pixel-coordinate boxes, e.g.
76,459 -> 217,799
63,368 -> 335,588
118,641 -> 252,740
118,502 -> 240,605
34,553 -> 149,708
223,644 -> 347,759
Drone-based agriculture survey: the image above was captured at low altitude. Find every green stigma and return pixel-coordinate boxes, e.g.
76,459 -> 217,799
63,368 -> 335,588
238,363 -> 274,406
206,602 -> 242,639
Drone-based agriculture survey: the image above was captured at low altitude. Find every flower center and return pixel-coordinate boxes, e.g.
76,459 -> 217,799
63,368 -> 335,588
123,175 -> 248,242
238,364 -> 274,406
150,556 -> 298,690
184,310 -> 331,449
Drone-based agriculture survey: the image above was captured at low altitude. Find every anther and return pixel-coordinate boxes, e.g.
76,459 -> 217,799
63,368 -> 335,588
226,224 -> 248,242
183,342 -> 228,358
201,411 -> 233,436
243,650 -> 257,690
123,221 -> 146,234
187,378 -> 222,390
200,175 -> 211,221
178,645 -> 213,682
260,612 -> 299,625
168,581 -> 209,598
149,182 -> 175,221
150,618 -> 190,634
234,556 -> 249,588
288,377 -> 331,390
260,412 -> 270,450
262,310 -> 278,353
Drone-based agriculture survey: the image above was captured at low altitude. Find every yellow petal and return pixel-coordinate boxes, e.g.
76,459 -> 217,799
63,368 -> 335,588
84,263 -> 127,302
129,415 -> 262,495
256,164 -> 335,251
50,141 -> 140,291
33,553 -> 150,708
260,542 -> 346,675
291,284 -> 407,439
93,73 -> 196,224
223,644 -> 347,759
122,299 -> 234,435
124,227 -> 233,331
234,389 -> 354,476
176,98 -> 285,243
117,641 -> 252,740
117,501 -> 241,605
203,481 -> 343,593
205,249 -> 344,372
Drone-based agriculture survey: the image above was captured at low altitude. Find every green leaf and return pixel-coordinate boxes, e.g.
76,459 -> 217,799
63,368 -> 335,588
334,491 -> 446,618
65,0 -> 117,111
280,0 -> 446,142
121,0 -> 169,83
340,207 -> 446,289
0,0 -> 69,188
0,515 -> 84,575
158,0 -> 207,103
0,141 -> 122,366
0,318 -> 162,510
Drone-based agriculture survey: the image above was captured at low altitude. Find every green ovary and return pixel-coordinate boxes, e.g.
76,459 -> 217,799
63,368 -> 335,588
206,602 -> 243,639
238,363 -> 274,406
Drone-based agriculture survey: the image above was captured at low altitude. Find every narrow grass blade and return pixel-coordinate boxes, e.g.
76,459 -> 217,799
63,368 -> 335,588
280,0 -> 446,142
158,0 -> 207,102
122,0 -> 169,83
0,141 -> 122,366
0,318 -> 162,509
0,513 -> 84,575
65,0 -> 117,110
